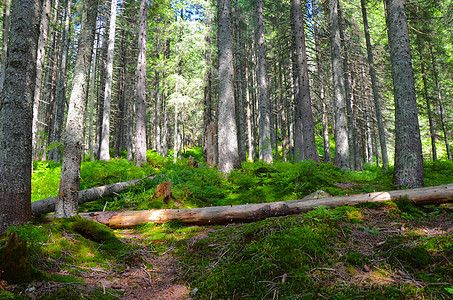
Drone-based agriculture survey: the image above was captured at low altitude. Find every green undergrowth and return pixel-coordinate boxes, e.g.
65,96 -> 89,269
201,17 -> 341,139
176,204 -> 453,299
0,216 -> 135,299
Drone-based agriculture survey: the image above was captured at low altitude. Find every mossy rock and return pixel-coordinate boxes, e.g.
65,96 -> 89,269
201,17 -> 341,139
0,233 -> 32,284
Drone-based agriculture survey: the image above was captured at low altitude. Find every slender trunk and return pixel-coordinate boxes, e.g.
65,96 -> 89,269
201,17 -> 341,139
235,3 -> 246,162
135,0 -> 147,165
202,11 -> 213,162
385,0 -> 424,188
255,0 -> 272,164
0,0 -> 41,232
50,0 -> 72,162
429,46 -> 451,160
55,0 -> 98,218
420,59 -> 436,161
88,30 -> 99,160
32,0 -> 52,161
329,0 -> 349,169
99,0 -> 118,161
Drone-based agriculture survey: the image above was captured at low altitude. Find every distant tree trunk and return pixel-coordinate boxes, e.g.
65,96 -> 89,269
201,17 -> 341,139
312,0 -> 331,163
420,59 -> 436,161
0,0 -> 41,232
32,0 -> 52,161
88,30 -> 99,160
135,0 -> 147,166
55,0 -> 98,218
361,0 -> 389,168
202,9 -> 213,162
430,46 -> 451,160
217,0 -> 240,173
385,0 -> 423,188
329,0 -> 349,170
0,0 -> 11,95
291,0 -> 319,163
96,18 -> 108,159
99,0 -> 118,161
255,0 -> 272,164
49,0 -> 72,162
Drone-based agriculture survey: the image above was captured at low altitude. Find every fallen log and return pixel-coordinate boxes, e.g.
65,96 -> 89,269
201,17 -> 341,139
32,175 -> 155,217
78,183 -> 453,228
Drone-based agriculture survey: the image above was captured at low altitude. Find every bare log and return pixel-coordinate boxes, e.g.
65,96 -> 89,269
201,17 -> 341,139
32,176 -> 154,217
78,184 -> 453,228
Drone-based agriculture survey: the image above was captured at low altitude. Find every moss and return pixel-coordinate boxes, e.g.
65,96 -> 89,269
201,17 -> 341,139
0,233 -> 32,284
68,216 -> 123,250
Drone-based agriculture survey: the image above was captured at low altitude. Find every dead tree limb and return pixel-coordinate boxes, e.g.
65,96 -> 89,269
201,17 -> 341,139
32,176 -> 154,217
78,183 -> 453,228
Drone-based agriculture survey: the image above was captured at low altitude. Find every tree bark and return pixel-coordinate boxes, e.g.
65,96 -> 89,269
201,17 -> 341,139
79,184 -> 453,228
0,0 -> 11,94
291,0 -> 319,163
55,0 -> 98,218
360,0 -> 389,168
385,0 -> 424,188
329,0 -> 349,170
217,0 -> 240,173
255,0 -> 272,164
0,0 -> 41,232
88,30 -> 99,160
32,176 -> 154,217
135,0 -> 147,166
99,0 -> 118,161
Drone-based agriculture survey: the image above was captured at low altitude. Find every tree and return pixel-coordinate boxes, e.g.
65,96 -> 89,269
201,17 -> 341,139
0,0 -> 41,232
385,0 -> 424,188
255,0 -> 272,164
0,0 -> 11,95
217,0 -> 240,173
135,0 -> 148,166
329,0 -> 349,170
55,0 -> 98,218
290,0 -> 319,163
99,0 -> 119,161
360,0 -> 389,168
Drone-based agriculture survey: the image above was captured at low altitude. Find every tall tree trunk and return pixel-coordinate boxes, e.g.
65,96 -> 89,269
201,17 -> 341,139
0,0 -> 41,232
291,0 -> 319,163
420,59 -> 436,161
99,0 -> 118,161
135,0 -> 147,165
360,0 -> 389,168
385,0 -> 424,188
430,46 -> 451,160
217,0 -> 240,173
88,30 -> 99,160
49,0 -> 72,162
32,0 -> 52,161
55,0 -> 98,218
255,0 -> 272,164
202,9 -> 213,162
329,0 -> 349,170
0,0 -> 11,95
96,17 -> 108,159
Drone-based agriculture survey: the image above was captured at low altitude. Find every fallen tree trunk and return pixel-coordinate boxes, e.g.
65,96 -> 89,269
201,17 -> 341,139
32,176 -> 154,217
78,183 -> 453,228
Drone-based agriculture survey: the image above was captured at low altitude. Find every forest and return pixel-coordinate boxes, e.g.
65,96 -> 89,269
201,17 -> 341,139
0,0 -> 452,298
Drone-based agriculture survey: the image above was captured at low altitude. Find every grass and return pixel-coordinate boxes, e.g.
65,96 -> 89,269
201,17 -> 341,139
6,148 -> 453,298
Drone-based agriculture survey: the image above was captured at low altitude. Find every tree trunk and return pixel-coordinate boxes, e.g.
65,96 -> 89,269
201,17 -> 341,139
360,0 -> 389,168
291,0 -> 319,163
79,184 -> 453,228
329,0 -> 349,170
54,0 -> 98,218
88,30 -> 99,160
217,0 -> 240,173
99,0 -> 118,161
32,0 -> 52,161
420,59 -> 436,161
49,0 -> 72,162
385,0 -> 424,188
135,0 -> 147,166
430,46 -> 451,160
255,0 -> 272,164
0,0 -> 41,232
33,176 -> 154,217
0,0 -> 11,94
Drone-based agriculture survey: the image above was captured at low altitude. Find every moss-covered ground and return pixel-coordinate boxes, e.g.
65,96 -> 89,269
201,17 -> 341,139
1,148 -> 452,298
